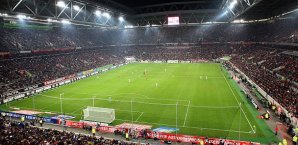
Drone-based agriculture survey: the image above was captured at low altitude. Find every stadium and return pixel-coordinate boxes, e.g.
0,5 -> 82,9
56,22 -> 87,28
0,0 -> 297,145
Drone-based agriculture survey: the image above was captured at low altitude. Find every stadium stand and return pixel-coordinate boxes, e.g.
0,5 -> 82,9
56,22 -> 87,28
1,45 -> 297,118
0,15 -> 297,145
0,18 -> 298,51
0,118 -> 142,145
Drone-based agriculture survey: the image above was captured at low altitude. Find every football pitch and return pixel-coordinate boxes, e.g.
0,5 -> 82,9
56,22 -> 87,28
0,63 -> 278,143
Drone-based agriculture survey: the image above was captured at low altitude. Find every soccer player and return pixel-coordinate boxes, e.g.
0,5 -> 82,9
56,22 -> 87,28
144,70 -> 148,80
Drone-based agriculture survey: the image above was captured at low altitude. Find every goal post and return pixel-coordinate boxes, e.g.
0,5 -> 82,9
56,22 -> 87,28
83,106 -> 115,123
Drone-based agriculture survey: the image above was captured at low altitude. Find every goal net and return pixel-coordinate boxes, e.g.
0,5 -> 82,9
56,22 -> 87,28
83,106 -> 115,123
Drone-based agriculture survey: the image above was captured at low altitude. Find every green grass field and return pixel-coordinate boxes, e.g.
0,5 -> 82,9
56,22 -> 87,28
0,63 -> 278,143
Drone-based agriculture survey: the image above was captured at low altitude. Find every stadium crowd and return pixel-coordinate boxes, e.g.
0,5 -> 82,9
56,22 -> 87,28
230,46 -> 298,118
0,118 -> 143,145
1,44 -> 297,119
0,18 -> 298,51
0,16 -> 297,134
0,49 -> 125,96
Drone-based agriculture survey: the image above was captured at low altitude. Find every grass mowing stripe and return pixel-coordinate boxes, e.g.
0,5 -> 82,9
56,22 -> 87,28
0,63 -> 277,143
183,100 -> 191,127
220,66 -> 255,133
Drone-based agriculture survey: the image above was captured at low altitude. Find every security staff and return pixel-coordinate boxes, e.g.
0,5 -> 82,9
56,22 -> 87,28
92,127 -> 96,136
21,116 -> 25,122
200,140 -> 204,145
283,138 -> 287,145
293,135 -> 297,145
264,113 -> 269,120
39,118 -> 43,127
125,132 -> 129,141
1,112 -> 6,120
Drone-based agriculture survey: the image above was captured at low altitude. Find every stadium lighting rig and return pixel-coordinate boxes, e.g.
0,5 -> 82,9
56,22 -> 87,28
61,19 -> 71,24
94,10 -> 102,16
0,13 -> 8,17
118,16 -> 124,22
56,1 -> 67,8
17,14 -> 26,19
73,5 -> 80,11
102,12 -> 111,18
233,19 -> 244,23
228,0 -> 238,10
0,0 -> 127,27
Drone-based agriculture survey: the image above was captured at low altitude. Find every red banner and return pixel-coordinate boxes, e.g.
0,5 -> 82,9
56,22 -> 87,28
98,126 -> 116,133
43,74 -> 75,85
146,131 -> 259,145
64,120 -> 260,145
65,120 -> 84,128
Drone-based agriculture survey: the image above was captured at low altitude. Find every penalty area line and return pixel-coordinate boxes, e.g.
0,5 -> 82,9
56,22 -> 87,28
135,112 -> 144,122
183,100 -> 191,127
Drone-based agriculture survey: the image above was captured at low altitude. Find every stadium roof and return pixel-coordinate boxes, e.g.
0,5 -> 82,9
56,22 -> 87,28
101,0 -> 298,25
0,0 -> 297,27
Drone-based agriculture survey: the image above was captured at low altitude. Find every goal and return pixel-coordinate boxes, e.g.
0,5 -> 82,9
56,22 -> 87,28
83,107 -> 115,123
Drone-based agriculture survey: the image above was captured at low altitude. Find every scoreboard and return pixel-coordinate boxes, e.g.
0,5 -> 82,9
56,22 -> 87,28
168,17 -> 179,25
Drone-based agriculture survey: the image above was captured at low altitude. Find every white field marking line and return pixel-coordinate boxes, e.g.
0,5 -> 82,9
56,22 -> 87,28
56,91 -> 190,102
135,112 -> 144,122
40,101 -> 61,111
187,105 -> 239,109
183,100 -> 191,127
71,106 -> 86,114
34,94 -> 66,111
172,76 -> 224,79
19,106 -> 252,134
38,94 -> 240,108
220,66 -> 255,133
17,107 -> 56,115
39,94 -> 180,106
57,92 -> 150,99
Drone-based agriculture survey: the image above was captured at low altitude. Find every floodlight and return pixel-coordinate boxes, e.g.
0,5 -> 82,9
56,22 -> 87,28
103,12 -> 110,18
233,19 -> 244,23
73,5 -> 80,11
124,25 -> 133,28
94,10 -> 101,16
57,1 -> 66,8
228,0 -> 237,9
61,19 -> 70,24
118,16 -> 124,21
17,14 -> 26,19
47,18 -> 53,22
